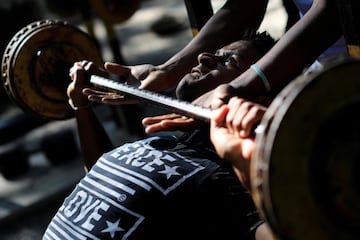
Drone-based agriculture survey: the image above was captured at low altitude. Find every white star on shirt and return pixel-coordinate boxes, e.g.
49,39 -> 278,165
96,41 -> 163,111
101,219 -> 124,238
158,165 -> 181,179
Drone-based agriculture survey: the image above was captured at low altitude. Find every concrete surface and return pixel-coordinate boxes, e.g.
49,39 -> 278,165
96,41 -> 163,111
0,0 -> 286,239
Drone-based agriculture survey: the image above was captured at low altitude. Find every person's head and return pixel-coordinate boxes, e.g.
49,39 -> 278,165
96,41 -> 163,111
176,31 -> 275,101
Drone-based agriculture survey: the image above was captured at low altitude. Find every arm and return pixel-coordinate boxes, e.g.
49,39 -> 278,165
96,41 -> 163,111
228,0 -> 343,98
146,0 -> 269,89
68,61 -> 114,171
209,97 -> 276,240
97,0 -> 269,97
210,97 -> 266,191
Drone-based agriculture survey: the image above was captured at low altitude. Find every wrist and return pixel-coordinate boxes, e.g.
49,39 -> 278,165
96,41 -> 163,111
158,57 -> 195,83
250,64 -> 271,93
68,98 -> 92,110
229,67 -> 270,98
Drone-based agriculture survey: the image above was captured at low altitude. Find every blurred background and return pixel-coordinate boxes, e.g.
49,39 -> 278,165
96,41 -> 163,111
0,0 -> 286,239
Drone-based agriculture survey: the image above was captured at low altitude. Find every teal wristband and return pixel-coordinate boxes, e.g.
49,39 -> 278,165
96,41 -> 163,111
251,64 -> 271,92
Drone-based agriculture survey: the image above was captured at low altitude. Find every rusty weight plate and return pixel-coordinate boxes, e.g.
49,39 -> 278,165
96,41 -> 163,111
2,20 -> 103,120
251,57 -> 360,240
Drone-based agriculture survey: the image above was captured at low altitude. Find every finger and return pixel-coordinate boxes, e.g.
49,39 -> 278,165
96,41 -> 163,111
87,61 -> 110,78
71,61 -> 102,86
83,87 -> 114,95
226,98 -> 245,134
83,88 -> 125,100
210,106 -> 238,159
240,106 -> 265,137
211,105 -> 229,129
74,66 -> 87,88
142,114 -> 183,125
85,93 -> 121,104
144,117 -> 196,134
69,61 -> 86,80
234,101 -> 255,137
240,138 -> 256,161
104,62 -> 131,76
102,98 -> 138,105
67,63 -> 91,104
86,94 -> 105,103
84,88 -> 137,104
84,88 -> 137,105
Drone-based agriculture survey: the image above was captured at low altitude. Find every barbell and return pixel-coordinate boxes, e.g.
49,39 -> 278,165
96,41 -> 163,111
2,20 -> 360,240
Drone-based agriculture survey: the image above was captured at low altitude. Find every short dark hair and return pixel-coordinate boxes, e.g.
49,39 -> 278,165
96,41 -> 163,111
243,30 -> 276,56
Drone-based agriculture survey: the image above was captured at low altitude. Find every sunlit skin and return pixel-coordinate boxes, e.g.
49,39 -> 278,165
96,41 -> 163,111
209,96 -> 277,240
81,62 -> 173,104
67,39 -> 270,135
63,1 -> 344,239
67,61 -> 107,106
70,61 -> 141,105
79,40 -> 261,106
176,40 -> 261,102
143,40 -> 263,134
209,96 -> 266,191
142,113 -> 203,133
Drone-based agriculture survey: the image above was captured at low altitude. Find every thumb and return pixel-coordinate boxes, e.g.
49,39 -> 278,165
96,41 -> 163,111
104,62 -> 131,76
212,105 -> 229,124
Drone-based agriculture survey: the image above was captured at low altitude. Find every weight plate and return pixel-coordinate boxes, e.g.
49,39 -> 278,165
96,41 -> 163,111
2,20 -> 103,120
252,57 -> 360,240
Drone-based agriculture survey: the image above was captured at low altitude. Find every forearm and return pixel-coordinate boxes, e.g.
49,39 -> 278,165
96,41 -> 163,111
158,0 -> 269,85
230,0 -> 343,97
74,107 -> 113,171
